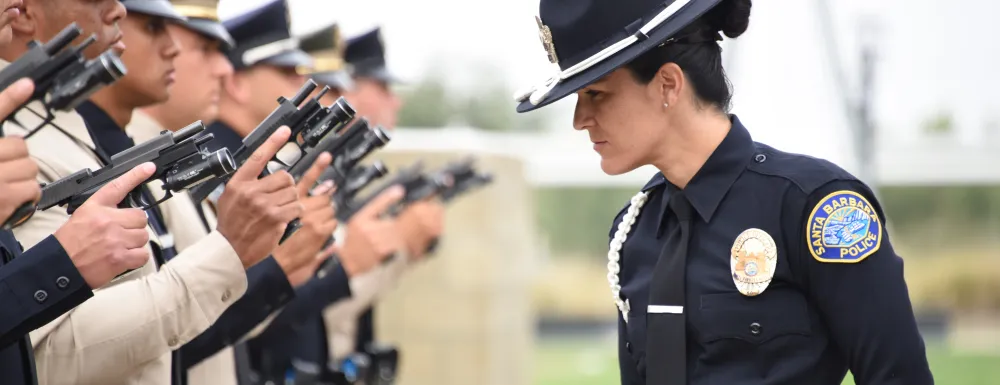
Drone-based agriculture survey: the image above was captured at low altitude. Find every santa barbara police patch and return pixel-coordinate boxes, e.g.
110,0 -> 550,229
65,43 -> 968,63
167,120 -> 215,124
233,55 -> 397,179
806,190 -> 882,263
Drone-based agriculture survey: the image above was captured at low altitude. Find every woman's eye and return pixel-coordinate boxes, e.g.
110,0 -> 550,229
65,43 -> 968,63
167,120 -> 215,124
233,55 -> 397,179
585,90 -> 602,98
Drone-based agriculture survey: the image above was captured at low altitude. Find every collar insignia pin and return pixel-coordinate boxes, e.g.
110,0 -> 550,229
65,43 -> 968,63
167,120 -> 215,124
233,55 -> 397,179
535,16 -> 559,64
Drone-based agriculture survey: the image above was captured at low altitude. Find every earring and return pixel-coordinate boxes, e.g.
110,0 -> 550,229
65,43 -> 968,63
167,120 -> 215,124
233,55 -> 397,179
663,103 -> 669,108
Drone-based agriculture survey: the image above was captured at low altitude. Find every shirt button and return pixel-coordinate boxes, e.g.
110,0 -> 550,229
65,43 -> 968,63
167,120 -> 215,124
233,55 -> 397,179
168,336 -> 179,347
34,290 -> 48,303
221,290 -> 231,302
749,322 -> 763,336
625,341 -> 632,352
754,154 -> 767,163
56,276 -> 70,289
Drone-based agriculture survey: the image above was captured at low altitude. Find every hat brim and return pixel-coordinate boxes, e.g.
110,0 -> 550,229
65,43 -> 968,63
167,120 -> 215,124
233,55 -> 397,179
258,49 -> 314,69
124,1 -> 187,22
310,70 -> 355,91
515,0 -> 720,113
353,66 -> 404,85
180,19 -> 235,51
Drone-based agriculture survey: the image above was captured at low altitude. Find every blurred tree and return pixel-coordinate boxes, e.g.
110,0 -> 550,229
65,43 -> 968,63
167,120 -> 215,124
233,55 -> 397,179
397,70 -> 453,128
922,112 -> 954,135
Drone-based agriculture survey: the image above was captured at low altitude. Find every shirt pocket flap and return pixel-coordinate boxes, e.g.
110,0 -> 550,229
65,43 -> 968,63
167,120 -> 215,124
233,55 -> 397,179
698,290 -> 811,345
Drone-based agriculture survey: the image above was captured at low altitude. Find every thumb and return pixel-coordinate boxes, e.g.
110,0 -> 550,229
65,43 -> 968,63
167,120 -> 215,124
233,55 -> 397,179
356,185 -> 404,219
88,162 -> 156,207
0,79 -> 34,120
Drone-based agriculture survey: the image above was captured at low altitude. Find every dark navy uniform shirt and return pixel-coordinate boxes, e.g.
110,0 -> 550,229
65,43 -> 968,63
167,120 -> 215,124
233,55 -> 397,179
0,231 -> 91,385
612,116 -> 934,385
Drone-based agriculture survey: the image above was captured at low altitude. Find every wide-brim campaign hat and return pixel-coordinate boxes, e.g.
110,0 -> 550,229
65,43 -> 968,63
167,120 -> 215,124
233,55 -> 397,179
121,0 -> 188,22
514,0 -> 722,113
344,27 -> 403,85
170,0 -> 234,50
299,23 -> 354,91
222,0 -> 313,71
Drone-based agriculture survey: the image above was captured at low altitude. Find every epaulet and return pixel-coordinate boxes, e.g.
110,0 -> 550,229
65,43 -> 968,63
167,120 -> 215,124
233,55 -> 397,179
746,142 -> 860,196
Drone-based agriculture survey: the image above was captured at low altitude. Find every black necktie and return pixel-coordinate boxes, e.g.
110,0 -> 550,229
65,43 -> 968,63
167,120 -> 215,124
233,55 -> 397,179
645,191 -> 693,385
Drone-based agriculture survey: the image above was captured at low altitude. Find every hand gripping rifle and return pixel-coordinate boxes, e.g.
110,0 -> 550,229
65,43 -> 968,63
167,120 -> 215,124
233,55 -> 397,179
286,118 -> 390,186
0,23 -> 127,229
37,121 -> 235,214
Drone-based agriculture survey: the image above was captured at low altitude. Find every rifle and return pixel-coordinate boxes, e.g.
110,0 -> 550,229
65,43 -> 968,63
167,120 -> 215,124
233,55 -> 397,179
37,121 -> 234,214
187,80 -> 319,204
327,161 -> 389,211
285,118 -> 390,184
0,24 -> 127,229
436,157 -> 494,203
0,23 -> 126,137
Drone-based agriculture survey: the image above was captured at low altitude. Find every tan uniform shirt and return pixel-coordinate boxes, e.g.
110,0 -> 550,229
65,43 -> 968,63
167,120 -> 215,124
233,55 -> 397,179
5,78 -> 248,385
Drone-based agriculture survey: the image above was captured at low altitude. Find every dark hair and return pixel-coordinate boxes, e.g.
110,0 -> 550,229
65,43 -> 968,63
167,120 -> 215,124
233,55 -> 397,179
625,0 -> 752,112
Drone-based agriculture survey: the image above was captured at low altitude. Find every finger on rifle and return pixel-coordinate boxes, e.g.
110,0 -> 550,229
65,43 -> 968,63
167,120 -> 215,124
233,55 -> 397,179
122,228 -> 151,249
264,185 -> 299,208
275,201 -> 305,224
1,157 -> 39,182
355,185 -> 404,220
304,204 -> 335,225
0,78 -> 34,122
0,137 -> 29,161
231,126 -> 291,182
297,152 -> 332,197
121,248 -> 151,269
255,170 -> 296,194
302,194 -> 331,212
89,163 -> 156,207
8,179 -> 40,202
111,208 -> 149,230
310,180 -> 335,197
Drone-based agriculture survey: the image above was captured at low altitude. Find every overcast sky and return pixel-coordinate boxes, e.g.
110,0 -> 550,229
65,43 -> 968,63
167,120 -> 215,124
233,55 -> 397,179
218,0 -> 1000,169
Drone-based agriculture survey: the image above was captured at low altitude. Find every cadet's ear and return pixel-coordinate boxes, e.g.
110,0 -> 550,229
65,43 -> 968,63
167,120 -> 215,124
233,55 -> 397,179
655,62 -> 684,109
10,1 -> 37,37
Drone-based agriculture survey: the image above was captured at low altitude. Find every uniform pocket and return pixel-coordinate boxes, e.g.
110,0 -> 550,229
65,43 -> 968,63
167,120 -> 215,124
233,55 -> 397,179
697,289 -> 811,345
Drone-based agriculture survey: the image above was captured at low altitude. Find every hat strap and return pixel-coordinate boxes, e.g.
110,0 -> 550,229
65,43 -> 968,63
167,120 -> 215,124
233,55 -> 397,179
514,0 -> 692,105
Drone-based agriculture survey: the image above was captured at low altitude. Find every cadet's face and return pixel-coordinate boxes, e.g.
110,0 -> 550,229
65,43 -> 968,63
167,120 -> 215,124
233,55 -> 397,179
116,14 -> 179,106
573,68 -> 667,175
318,88 -> 342,107
343,77 -> 400,130
161,25 -> 232,123
242,65 -> 305,121
23,0 -> 125,59
0,0 -> 21,45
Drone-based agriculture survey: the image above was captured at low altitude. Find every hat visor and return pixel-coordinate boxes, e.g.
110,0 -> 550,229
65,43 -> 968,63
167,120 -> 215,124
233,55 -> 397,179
515,0 -> 720,113
258,49 -> 314,69
354,66 -> 404,85
124,1 -> 187,22
180,19 -> 235,51
310,70 -> 355,92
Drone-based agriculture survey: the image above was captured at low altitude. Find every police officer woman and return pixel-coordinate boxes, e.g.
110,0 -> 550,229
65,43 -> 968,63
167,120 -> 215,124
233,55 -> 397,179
515,1 -> 934,384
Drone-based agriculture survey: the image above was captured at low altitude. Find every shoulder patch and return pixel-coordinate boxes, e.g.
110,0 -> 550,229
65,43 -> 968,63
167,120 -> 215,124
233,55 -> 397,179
806,190 -> 882,263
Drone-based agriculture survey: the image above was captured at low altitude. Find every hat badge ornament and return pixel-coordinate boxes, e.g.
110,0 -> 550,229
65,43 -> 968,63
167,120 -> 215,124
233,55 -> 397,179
535,16 -> 559,64
513,0 -> 692,106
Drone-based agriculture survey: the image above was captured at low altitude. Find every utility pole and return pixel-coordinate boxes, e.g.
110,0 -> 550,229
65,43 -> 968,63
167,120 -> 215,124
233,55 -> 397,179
814,0 -> 882,197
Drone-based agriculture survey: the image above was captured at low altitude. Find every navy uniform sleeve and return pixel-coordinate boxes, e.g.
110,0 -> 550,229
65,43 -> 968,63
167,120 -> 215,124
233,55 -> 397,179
786,180 -> 934,385
0,235 -> 92,349
252,261 -> 352,345
180,255 -> 295,369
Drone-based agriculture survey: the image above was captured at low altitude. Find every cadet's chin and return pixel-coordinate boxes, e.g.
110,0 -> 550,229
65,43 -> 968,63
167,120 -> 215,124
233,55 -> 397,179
599,157 -> 639,176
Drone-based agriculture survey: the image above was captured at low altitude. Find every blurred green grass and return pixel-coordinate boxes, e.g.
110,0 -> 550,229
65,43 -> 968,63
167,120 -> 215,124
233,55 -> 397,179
534,337 -> 1000,385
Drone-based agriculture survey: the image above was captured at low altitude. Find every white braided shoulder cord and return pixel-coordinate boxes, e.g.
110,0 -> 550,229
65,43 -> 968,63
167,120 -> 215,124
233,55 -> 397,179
607,191 -> 649,323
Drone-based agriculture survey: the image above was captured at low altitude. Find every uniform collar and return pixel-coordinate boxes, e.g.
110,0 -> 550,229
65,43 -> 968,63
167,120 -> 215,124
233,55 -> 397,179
76,100 -> 136,159
205,120 -> 245,154
126,110 -> 167,143
643,115 -> 755,235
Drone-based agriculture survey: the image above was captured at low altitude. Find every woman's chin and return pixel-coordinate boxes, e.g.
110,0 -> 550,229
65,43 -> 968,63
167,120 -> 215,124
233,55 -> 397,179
599,157 -> 637,176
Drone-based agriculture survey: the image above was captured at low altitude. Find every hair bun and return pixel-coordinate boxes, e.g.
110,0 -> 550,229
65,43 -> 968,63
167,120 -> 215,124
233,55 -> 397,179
706,0 -> 752,39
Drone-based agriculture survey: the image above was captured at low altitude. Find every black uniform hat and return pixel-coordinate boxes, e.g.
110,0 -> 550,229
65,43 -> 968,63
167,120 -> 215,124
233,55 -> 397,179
222,0 -> 312,71
299,23 -> 354,91
168,0 -> 234,50
343,27 -> 400,84
513,0 -> 724,113
121,0 -> 187,22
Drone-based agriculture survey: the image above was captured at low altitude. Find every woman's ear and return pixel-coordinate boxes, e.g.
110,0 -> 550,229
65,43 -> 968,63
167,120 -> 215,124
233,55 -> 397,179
655,62 -> 684,108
